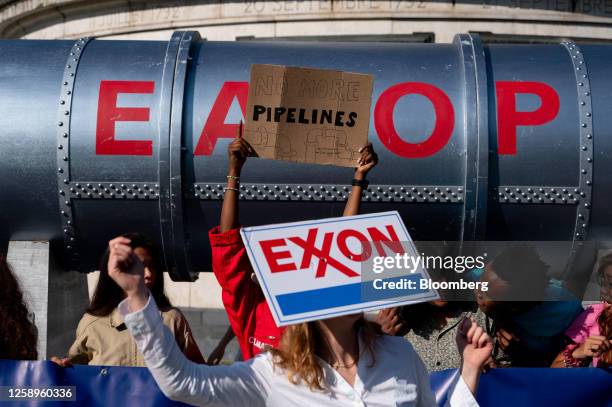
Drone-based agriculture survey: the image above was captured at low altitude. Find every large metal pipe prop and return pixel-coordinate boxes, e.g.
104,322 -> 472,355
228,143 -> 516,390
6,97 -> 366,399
0,32 -> 610,280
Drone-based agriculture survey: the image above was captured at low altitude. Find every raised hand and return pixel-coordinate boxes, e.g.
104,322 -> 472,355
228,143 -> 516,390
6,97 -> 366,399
496,328 -> 519,351
107,237 -> 149,312
376,307 -> 407,336
355,143 -> 378,180
228,122 -> 254,176
572,335 -> 611,359
457,318 -> 494,367
344,143 -> 378,216
456,318 -> 494,394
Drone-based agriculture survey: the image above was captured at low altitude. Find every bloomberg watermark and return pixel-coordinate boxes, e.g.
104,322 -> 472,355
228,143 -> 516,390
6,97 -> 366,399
360,241 -> 608,303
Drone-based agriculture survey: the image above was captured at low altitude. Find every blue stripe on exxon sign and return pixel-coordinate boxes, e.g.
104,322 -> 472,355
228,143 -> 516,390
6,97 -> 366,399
275,274 -> 426,316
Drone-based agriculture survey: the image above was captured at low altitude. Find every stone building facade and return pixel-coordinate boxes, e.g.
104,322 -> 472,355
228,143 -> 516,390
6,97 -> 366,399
1,0 -> 612,43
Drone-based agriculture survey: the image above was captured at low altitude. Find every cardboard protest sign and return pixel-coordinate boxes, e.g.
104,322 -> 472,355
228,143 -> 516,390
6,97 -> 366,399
244,64 -> 374,167
240,211 -> 439,326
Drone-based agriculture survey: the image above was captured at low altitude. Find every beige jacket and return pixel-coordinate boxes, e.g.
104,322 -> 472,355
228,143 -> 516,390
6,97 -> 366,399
67,306 -> 205,366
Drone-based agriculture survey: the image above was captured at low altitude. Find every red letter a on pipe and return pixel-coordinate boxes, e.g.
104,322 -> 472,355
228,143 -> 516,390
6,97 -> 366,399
194,82 -> 248,156
496,81 -> 560,155
96,80 -> 155,155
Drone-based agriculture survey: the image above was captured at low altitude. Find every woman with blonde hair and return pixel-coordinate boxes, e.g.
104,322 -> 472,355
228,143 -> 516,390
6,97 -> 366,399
107,140 -> 492,406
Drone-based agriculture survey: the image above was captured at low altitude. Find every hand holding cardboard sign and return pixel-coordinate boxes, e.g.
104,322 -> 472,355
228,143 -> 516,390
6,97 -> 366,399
244,64 -> 374,167
228,121 -> 255,175
355,143 -> 378,180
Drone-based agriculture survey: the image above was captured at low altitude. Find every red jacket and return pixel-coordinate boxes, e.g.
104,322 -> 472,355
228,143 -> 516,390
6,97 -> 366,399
209,226 -> 284,360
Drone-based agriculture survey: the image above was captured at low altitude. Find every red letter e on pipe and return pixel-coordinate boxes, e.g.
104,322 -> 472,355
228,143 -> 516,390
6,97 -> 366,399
96,80 -> 155,155
496,81 -> 560,155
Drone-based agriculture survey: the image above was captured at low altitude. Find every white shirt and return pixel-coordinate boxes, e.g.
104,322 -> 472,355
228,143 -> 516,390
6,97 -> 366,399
119,297 -> 478,407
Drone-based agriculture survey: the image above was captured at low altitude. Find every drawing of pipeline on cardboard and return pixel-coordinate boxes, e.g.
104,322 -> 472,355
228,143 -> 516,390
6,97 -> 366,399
305,128 -> 361,163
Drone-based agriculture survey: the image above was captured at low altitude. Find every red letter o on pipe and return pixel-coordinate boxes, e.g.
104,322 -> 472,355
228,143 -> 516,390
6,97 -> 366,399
374,82 -> 455,158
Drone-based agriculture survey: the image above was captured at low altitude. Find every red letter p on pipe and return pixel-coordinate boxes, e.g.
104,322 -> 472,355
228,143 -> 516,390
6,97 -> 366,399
496,81 -> 560,155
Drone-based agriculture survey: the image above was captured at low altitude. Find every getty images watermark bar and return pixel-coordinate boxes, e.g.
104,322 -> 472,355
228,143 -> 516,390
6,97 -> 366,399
361,241 -> 605,303
0,386 -> 76,401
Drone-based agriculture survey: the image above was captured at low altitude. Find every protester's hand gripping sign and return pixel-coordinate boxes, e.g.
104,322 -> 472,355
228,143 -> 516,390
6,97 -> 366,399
243,64 -> 374,167
241,211 -> 439,326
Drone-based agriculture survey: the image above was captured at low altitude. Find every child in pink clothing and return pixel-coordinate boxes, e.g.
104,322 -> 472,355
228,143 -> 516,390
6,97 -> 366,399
552,254 -> 612,368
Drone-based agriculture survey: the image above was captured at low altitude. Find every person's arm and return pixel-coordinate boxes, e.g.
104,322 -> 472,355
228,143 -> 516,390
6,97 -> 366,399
551,347 -> 569,368
208,326 -> 236,365
122,295 -> 269,406
552,335 -> 609,368
173,310 -> 207,364
107,236 -> 270,406
343,143 -> 378,217
411,342 -> 478,407
552,304 -> 607,367
51,316 -> 93,367
66,317 -> 94,365
220,123 -> 253,232
456,318 -> 493,395
211,126 -> 261,360
415,319 -> 491,406
551,340 -> 586,368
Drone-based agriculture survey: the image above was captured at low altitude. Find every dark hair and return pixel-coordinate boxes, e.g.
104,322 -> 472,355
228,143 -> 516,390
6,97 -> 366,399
86,233 -> 172,317
0,254 -> 38,360
597,254 -> 612,366
490,244 -> 549,300
400,301 -> 476,334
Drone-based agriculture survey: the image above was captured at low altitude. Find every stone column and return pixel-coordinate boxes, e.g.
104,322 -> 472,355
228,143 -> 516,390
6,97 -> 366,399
6,241 -> 89,359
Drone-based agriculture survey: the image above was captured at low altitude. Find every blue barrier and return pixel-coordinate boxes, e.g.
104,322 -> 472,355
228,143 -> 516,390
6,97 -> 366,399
0,360 -> 610,406
430,367 -> 612,407
0,361 -> 186,407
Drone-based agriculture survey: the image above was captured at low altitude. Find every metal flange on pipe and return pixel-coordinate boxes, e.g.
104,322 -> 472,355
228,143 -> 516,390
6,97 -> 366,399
0,32 -> 609,280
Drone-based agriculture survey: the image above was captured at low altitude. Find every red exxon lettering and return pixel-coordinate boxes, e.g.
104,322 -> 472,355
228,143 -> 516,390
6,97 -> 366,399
260,238 -> 297,273
367,225 -> 404,257
337,229 -> 372,262
288,229 -> 359,279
